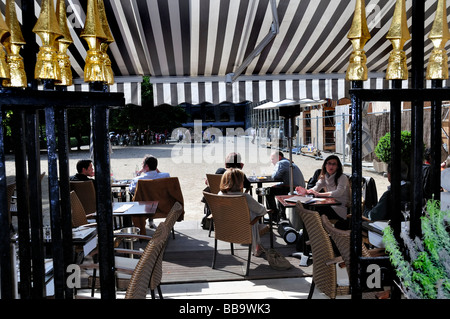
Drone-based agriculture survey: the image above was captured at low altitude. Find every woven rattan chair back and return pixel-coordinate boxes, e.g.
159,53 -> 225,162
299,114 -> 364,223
321,214 -> 352,278
70,191 -> 88,227
203,192 -> 252,244
70,181 -> 96,215
149,202 -> 183,298
203,191 -> 254,276
125,222 -> 169,299
296,202 -> 349,299
321,214 -> 382,279
206,174 -> 222,194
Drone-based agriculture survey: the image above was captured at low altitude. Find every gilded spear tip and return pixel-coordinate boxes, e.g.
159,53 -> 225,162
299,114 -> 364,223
386,0 -> 410,81
56,0 -> 73,44
0,9 -> 10,42
81,0 -> 108,40
5,0 -> 25,45
426,0 -> 450,80
98,0 -> 114,43
32,0 -> 63,37
346,0 -> 371,81
347,0 -> 371,45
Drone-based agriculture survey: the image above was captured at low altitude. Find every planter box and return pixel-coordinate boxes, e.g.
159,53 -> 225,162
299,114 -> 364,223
373,160 -> 388,173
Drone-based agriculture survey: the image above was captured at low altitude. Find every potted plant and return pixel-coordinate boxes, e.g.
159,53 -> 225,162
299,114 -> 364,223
375,130 -> 414,164
382,200 -> 450,299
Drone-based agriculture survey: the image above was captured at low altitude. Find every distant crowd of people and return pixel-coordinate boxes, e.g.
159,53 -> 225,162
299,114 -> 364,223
110,129 -> 170,146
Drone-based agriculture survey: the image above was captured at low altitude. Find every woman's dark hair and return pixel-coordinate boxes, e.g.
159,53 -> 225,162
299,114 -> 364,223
320,155 -> 343,185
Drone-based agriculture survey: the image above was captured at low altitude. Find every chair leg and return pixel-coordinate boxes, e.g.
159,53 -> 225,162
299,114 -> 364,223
91,269 -> 97,297
230,243 -> 234,255
208,217 -> 213,237
172,227 -> 175,239
308,280 -> 315,299
212,239 -> 217,269
151,289 -> 156,299
245,244 -> 252,276
157,285 -> 163,299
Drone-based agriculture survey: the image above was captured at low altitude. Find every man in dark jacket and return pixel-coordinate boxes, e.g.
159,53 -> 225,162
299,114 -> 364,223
364,162 -> 409,221
70,159 -> 94,181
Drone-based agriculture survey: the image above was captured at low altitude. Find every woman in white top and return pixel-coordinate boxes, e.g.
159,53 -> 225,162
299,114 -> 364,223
297,155 -> 350,229
218,168 -> 267,256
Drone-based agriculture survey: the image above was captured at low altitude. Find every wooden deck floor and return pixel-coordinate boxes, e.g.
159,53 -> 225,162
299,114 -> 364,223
160,223 -> 312,285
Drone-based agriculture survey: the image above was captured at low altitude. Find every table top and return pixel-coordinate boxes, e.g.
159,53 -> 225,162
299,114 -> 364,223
112,179 -> 132,187
247,175 -> 279,184
276,194 -> 341,207
112,201 -> 158,216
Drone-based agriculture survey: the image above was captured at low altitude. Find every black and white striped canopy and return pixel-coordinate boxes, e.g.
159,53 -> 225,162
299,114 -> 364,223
6,0 -> 450,106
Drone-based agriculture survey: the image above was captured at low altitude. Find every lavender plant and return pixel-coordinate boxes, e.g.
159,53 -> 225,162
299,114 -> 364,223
383,200 -> 450,299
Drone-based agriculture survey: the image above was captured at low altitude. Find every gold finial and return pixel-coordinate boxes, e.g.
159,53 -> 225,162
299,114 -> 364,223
55,0 -> 73,86
346,0 -> 371,81
81,0 -> 108,83
33,0 -> 63,81
3,0 -> 26,87
426,0 -> 450,80
386,0 -> 411,80
0,11 -> 11,80
98,0 -> 114,85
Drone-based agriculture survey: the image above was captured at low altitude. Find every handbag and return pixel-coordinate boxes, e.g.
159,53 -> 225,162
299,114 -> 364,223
266,248 -> 292,270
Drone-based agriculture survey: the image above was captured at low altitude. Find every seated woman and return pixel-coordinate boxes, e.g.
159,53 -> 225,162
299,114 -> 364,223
296,155 -> 350,229
218,168 -> 267,257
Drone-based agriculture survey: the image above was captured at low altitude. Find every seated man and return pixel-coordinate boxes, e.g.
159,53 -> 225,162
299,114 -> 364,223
129,155 -> 170,194
129,155 -> 170,229
214,152 -> 251,191
364,162 -> 410,221
70,159 -> 94,181
266,151 -> 305,221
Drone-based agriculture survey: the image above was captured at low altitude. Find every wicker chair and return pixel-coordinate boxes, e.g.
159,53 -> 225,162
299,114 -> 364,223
203,191 -> 264,276
206,174 -> 222,194
93,203 -> 183,298
205,174 -> 223,236
295,202 -> 349,299
321,214 -> 386,279
70,181 -> 96,215
124,222 -> 169,299
132,177 -> 184,236
70,191 -> 96,228
149,202 -> 183,298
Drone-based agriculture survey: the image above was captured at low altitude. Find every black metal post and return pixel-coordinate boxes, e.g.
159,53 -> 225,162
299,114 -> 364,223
350,80 -> 363,299
45,105 -> 65,299
91,82 -> 116,299
12,110 -> 32,299
56,104 -> 74,299
389,80 -> 402,240
410,0 -> 425,239
430,79 -> 442,201
0,103 -> 13,299
25,110 -> 46,299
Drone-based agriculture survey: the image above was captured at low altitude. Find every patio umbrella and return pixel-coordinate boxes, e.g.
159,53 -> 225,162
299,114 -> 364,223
254,99 -> 326,193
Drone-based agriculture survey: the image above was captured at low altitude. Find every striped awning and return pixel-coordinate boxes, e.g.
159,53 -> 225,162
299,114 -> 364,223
5,0 -> 450,106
